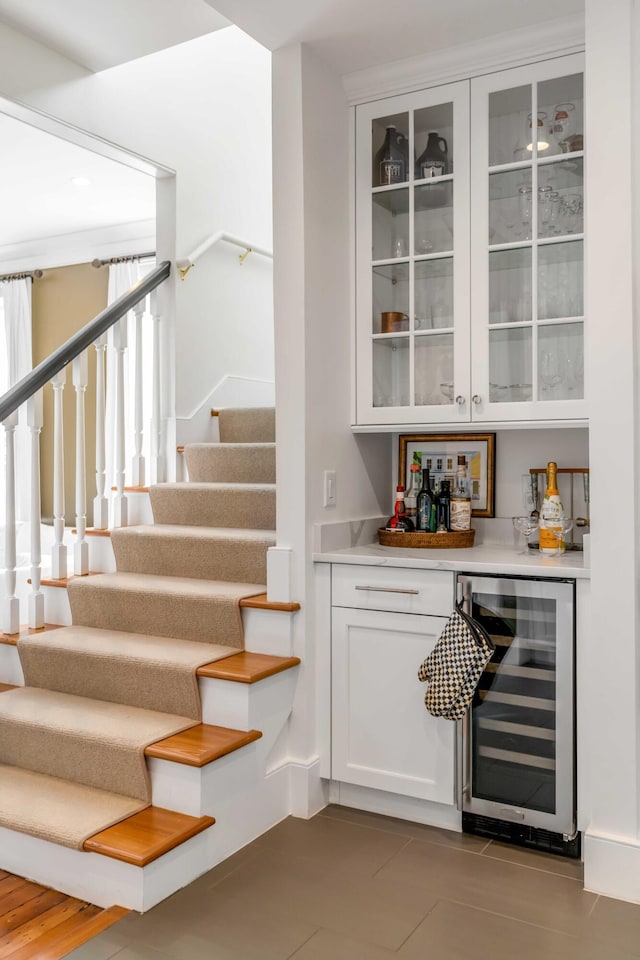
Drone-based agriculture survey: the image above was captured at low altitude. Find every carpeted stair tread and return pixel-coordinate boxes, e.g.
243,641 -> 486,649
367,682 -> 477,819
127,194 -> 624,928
111,525 -> 275,584
145,723 -> 262,767
196,651 -> 301,683
218,407 -> 275,443
149,482 -> 276,529
68,572 -> 265,647
0,687 -> 196,802
185,442 -> 275,483
18,626 -> 238,720
0,763 -> 147,850
83,806 -> 215,866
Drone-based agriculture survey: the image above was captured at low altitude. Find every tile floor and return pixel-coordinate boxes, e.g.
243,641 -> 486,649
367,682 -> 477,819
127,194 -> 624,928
67,805 -> 640,960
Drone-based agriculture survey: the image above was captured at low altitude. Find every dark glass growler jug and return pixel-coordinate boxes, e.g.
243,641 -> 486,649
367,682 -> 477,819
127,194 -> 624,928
375,125 -> 406,186
416,132 -> 449,179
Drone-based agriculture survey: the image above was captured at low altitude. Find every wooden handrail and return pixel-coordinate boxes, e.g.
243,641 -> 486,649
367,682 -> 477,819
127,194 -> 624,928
0,261 -> 171,424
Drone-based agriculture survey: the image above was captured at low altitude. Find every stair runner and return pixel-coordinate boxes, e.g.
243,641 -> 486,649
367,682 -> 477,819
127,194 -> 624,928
0,407 -> 277,851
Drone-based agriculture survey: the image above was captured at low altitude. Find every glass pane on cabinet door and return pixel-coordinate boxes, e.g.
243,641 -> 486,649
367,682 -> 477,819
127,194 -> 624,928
373,337 -> 410,407
489,248 -> 532,325
372,262 -> 409,334
538,241 -> 583,320
538,322 -> 584,401
372,112 -> 409,187
415,258 -> 453,331
372,189 -> 410,261
415,182 -> 453,254
414,103 -> 454,180
538,159 -> 583,239
489,327 -> 532,403
489,168 -> 532,244
488,85 -> 532,166
470,591 -> 558,814
538,73 -> 584,158
415,333 -> 453,406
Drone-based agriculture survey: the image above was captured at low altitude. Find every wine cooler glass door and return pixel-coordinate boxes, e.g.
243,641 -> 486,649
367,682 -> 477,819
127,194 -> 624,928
458,575 -> 575,836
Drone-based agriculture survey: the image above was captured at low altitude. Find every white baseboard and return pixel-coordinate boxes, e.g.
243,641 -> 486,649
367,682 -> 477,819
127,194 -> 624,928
584,830 -> 640,903
328,780 -> 462,832
288,757 -> 329,819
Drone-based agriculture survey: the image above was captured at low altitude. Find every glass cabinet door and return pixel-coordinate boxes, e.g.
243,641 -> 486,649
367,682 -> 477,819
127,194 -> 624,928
355,83 -> 470,424
471,54 -> 586,421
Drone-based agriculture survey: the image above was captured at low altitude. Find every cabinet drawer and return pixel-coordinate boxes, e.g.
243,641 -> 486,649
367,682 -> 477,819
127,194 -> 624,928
331,564 -> 453,617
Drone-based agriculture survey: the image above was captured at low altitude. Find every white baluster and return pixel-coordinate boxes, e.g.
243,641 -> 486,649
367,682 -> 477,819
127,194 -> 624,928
93,335 -> 109,529
113,318 -> 128,528
131,300 -> 145,487
73,351 -> 89,575
51,368 -> 67,579
27,391 -> 44,629
2,412 -> 19,635
150,290 -> 164,484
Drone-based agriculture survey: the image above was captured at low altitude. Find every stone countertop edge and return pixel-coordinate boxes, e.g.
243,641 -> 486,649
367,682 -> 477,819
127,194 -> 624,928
312,541 -> 589,579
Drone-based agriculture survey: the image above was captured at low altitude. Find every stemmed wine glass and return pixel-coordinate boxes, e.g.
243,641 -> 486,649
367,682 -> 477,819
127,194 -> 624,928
541,518 -> 574,556
512,516 -> 539,554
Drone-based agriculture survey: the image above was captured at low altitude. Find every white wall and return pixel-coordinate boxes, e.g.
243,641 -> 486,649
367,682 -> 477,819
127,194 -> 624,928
0,26 -> 274,429
272,43 -> 390,777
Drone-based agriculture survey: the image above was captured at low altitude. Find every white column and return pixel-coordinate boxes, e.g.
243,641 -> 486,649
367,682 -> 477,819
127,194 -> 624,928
50,368 -> 67,580
93,335 -> 109,529
131,300 -> 146,487
112,317 -> 128,528
150,289 -> 164,484
73,351 -> 89,576
1,412 -> 19,635
27,391 -> 44,629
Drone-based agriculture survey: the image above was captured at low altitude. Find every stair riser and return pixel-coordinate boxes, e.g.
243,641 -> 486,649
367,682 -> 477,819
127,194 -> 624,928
199,669 -> 298,755
112,535 -> 270,585
150,486 -> 276,529
0,646 -> 23,685
0,763 -> 291,911
185,447 -> 276,484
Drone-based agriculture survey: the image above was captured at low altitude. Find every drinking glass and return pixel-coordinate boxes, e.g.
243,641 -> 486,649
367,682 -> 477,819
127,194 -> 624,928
551,102 -> 575,151
538,185 -> 553,238
440,381 -> 454,402
518,185 -> 532,239
540,350 -> 563,396
542,518 -> 574,556
513,516 -> 539,553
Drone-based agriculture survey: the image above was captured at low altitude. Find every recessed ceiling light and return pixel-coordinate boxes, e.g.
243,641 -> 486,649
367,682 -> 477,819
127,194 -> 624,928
71,176 -> 92,187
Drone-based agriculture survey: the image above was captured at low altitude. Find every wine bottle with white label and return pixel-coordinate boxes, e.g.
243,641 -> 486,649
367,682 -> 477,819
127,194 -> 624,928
539,461 -> 565,555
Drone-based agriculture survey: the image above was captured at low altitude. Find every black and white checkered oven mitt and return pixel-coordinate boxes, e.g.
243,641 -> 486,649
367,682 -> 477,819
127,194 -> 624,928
418,606 -> 495,720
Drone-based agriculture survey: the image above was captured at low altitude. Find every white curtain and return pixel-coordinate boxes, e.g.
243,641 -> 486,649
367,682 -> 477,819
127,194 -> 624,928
0,278 -> 33,528
104,260 -> 155,520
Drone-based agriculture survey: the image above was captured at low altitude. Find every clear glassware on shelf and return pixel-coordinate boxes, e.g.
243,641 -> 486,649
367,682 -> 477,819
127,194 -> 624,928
518,185 -> 533,239
512,515 -> 539,553
551,102 -> 575,152
540,349 -> 564,397
526,111 -> 550,154
542,518 -> 574,556
440,381 -> 454,402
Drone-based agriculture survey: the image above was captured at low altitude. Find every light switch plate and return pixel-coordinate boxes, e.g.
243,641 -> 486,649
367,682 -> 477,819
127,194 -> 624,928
324,470 -> 337,507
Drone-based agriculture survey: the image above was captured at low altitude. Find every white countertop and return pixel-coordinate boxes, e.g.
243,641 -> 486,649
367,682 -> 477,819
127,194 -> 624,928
313,540 -> 589,579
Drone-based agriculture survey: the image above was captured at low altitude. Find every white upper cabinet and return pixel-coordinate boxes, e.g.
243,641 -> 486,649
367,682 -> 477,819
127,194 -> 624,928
353,53 -> 586,427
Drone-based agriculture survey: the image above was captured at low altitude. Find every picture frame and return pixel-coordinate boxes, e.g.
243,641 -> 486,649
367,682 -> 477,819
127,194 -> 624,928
399,433 -> 496,518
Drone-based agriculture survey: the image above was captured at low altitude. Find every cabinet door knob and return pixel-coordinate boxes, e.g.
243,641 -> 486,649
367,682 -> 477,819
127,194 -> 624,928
455,395 -> 465,405
472,394 -> 482,405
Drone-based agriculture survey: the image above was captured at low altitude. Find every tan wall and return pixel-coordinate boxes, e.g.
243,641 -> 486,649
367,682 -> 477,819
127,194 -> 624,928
32,263 -> 109,522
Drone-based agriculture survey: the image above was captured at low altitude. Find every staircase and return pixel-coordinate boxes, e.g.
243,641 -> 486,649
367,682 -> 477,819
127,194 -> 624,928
0,407 -> 302,913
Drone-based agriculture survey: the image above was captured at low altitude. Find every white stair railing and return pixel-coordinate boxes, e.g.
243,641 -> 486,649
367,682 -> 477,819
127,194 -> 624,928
112,318 -> 128,528
93,335 -> 109,530
73,352 -> 89,575
150,289 -> 163,485
1,412 -> 19,635
27,391 -> 44,629
131,300 -> 146,487
0,260 -> 171,628
50,368 -> 67,581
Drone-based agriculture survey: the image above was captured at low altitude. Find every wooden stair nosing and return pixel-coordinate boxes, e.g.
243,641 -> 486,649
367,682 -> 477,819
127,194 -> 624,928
239,593 -> 301,612
145,723 -> 262,767
0,684 -> 17,694
197,650 -> 301,684
71,528 -> 111,538
32,574 -> 100,588
110,485 -> 149,493
1,624 -> 62,646
83,806 -> 215,867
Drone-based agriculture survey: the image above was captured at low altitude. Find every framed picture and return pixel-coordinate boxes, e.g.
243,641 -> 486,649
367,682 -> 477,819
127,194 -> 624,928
399,433 -> 496,518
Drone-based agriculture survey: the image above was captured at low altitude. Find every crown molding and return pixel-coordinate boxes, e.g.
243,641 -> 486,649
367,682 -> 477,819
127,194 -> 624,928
342,13 -> 585,105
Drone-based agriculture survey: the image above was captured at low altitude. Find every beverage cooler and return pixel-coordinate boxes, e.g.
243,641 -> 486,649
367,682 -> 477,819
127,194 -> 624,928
456,574 -> 578,856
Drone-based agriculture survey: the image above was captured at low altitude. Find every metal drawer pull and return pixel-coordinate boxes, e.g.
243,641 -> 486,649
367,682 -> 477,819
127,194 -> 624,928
354,585 -> 420,595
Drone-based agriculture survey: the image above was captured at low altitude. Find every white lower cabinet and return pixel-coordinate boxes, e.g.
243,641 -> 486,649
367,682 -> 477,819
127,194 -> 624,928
331,605 -> 455,804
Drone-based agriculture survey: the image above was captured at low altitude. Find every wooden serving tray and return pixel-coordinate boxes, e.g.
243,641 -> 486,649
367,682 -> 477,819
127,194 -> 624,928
378,527 -> 475,549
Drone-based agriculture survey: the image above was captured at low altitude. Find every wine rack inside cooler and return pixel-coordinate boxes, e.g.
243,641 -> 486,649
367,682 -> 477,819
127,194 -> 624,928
459,575 -> 576,846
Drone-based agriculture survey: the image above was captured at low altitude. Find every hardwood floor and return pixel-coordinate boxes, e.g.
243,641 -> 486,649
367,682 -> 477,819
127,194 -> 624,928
0,871 -> 127,960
